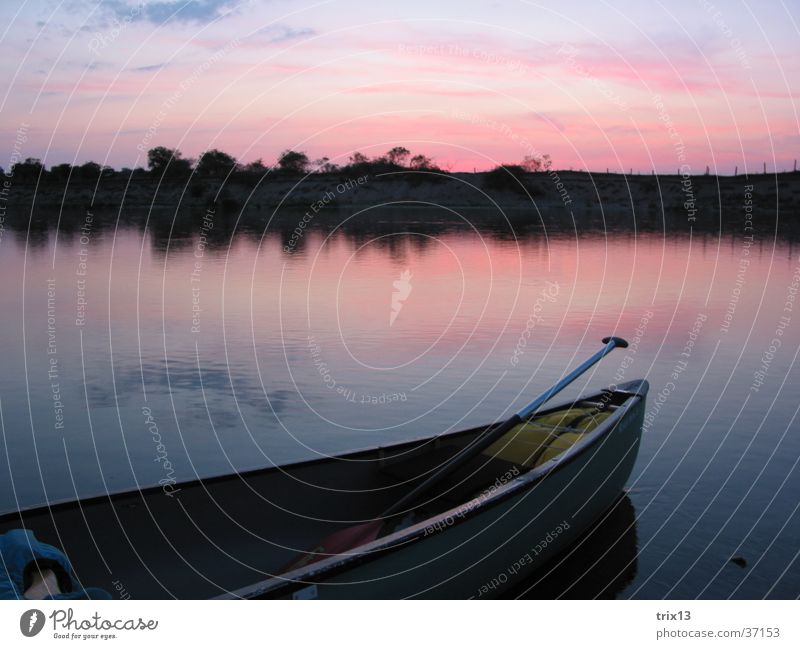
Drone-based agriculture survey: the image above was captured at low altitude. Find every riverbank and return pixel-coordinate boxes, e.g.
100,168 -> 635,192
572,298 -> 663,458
3,170 -> 799,235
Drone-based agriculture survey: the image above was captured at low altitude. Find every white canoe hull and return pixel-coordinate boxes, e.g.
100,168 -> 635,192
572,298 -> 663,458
232,382 -> 647,599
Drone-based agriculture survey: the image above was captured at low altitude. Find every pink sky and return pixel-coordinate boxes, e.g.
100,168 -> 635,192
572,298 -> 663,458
1,0 -> 798,174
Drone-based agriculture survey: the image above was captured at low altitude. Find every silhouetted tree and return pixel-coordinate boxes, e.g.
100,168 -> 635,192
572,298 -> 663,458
521,154 -> 551,172
74,161 -> 103,181
50,163 -> 73,181
485,164 -> 528,193
241,158 -> 268,174
148,146 -> 177,171
11,157 -> 44,180
409,154 -> 435,170
277,150 -> 309,174
386,146 -> 410,167
349,152 -> 369,166
340,151 -> 375,175
312,157 -> 339,173
147,146 -> 192,177
195,149 -> 237,177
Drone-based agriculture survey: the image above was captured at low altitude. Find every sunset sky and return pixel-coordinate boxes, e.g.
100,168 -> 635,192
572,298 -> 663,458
1,0 -> 797,174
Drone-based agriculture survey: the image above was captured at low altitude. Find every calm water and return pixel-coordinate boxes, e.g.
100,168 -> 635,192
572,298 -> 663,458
1,212 -> 799,598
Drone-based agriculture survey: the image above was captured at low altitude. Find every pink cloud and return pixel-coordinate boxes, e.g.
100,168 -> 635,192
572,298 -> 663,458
345,83 -> 496,98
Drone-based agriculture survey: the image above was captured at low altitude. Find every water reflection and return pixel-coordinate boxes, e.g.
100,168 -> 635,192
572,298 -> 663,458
1,209 -> 799,599
8,206 -> 800,258
503,494 -> 638,599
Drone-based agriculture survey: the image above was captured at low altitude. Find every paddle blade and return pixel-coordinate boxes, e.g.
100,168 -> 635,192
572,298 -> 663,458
281,520 -> 384,574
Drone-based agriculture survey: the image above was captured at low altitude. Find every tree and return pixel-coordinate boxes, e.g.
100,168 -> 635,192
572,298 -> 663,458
520,155 -> 543,172
520,153 -> 553,172
277,150 -> 309,174
148,146 -> 179,171
386,146 -> 410,167
195,149 -> 237,177
147,146 -> 192,176
75,161 -> 102,180
519,155 -> 552,172
11,157 -> 44,180
485,164 -> 528,193
348,152 -> 370,166
312,157 -> 339,173
242,158 -> 268,174
409,154 -> 434,170
50,163 -> 73,181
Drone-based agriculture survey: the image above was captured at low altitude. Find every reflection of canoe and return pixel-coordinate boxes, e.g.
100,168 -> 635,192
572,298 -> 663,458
0,380 -> 648,599
501,492 -> 639,599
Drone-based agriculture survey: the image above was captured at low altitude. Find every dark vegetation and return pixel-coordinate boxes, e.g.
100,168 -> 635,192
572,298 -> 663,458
4,147 -> 800,240
0,147 -> 559,223
1,146 -> 552,188
0,147 -> 562,226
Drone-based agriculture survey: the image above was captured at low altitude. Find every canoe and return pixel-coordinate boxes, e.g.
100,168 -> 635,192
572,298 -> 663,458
0,379 -> 648,599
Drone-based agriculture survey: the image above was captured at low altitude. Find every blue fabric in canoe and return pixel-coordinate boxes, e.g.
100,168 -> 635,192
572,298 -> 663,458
0,528 -> 111,600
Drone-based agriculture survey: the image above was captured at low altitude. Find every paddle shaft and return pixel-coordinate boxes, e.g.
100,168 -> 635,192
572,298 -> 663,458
381,336 -> 628,519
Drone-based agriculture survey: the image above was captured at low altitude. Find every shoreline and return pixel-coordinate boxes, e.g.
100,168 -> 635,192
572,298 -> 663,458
3,170 -> 798,236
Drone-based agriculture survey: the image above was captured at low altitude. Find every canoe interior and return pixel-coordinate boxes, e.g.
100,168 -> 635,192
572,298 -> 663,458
0,388 -> 635,599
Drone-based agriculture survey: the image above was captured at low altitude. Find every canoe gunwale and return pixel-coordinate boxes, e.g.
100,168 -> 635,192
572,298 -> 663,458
220,381 -> 648,599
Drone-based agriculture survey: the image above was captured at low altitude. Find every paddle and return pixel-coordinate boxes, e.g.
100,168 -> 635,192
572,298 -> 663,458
282,336 -> 629,572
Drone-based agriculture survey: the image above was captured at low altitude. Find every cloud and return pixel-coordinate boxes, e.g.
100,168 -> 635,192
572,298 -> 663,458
101,0 -> 240,26
531,112 -> 566,132
253,24 -> 316,44
346,83 -> 493,97
143,0 -> 238,24
130,63 -> 167,72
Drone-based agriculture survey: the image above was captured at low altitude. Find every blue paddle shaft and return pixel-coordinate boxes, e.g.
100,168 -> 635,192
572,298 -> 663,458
382,335 -> 628,519
517,336 -> 627,419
